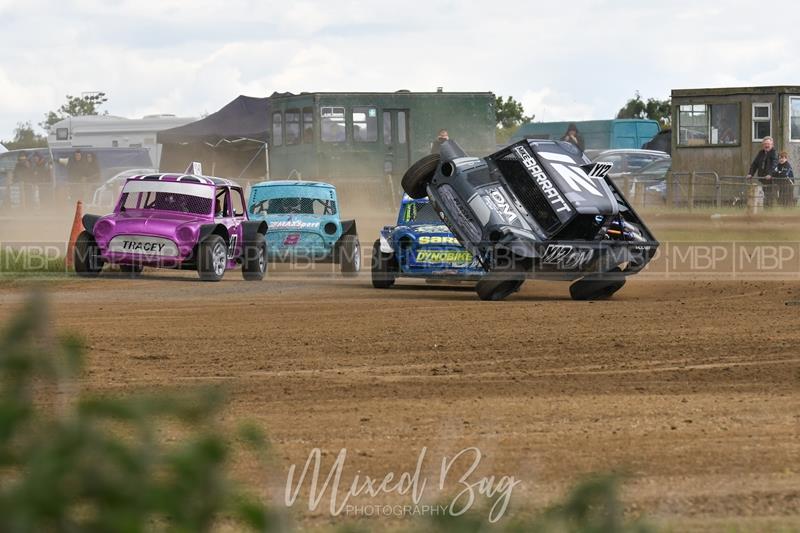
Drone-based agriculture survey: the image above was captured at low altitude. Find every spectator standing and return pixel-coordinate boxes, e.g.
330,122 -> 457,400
29,153 -> 53,208
560,123 -> 585,151
430,129 -> 450,155
66,150 -> 89,201
775,150 -> 795,207
747,136 -> 779,207
85,152 -> 101,182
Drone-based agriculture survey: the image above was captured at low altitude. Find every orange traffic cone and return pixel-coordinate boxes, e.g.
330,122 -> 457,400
66,201 -> 84,269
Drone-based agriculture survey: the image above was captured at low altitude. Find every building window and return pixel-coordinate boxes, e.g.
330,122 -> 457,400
397,111 -> 407,144
752,103 -> 771,141
678,103 -> 739,146
302,107 -> 314,144
285,109 -> 301,145
272,112 -> 283,147
383,111 -> 392,145
352,106 -> 378,142
321,106 -> 346,143
791,98 -> 800,141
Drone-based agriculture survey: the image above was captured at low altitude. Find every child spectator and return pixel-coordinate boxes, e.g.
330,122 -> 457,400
775,150 -> 795,207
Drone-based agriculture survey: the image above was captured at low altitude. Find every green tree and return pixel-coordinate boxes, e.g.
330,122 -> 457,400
1,122 -> 48,150
495,95 -> 534,144
41,92 -> 109,130
495,95 -> 533,129
616,91 -> 671,128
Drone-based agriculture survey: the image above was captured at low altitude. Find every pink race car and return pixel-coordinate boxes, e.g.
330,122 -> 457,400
75,173 -> 268,281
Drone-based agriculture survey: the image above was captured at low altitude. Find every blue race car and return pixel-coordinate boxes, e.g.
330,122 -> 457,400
248,181 -> 360,275
371,195 -> 484,288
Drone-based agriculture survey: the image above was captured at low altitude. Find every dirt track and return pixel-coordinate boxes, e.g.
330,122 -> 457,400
0,271 -> 798,531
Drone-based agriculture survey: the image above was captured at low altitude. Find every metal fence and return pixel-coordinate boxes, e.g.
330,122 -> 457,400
611,172 -> 799,211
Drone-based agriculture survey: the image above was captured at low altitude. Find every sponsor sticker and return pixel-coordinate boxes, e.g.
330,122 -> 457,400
418,235 -> 461,245
415,250 -> 473,264
108,235 -> 179,257
283,234 -> 300,245
270,220 -> 320,230
540,244 -> 594,268
512,145 -> 571,214
486,188 -> 519,224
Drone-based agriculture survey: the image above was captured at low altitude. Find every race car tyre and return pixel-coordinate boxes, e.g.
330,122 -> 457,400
475,252 -> 526,301
401,154 -> 440,199
476,277 -> 525,301
119,264 -> 143,278
371,239 -> 397,288
242,238 -> 267,281
339,234 -> 361,276
74,231 -> 104,277
569,268 -> 626,301
197,235 -> 227,282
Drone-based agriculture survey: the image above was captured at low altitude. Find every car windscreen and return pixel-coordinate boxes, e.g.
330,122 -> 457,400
119,181 -> 213,215
401,201 -> 441,225
251,197 -> 337,216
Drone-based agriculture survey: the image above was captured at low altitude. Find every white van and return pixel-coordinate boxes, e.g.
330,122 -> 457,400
47,114 -> 196,167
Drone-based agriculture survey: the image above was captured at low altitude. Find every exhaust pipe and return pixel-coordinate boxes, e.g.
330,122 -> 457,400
438,139 -> 468,163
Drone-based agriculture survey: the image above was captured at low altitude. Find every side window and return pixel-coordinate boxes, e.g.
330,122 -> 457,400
752,103 -> 771,142
321,106 -> 346,142
231,188 -> 246,217
285,109 -> 300,145
626,155 -> 657,172
383,111 -> 392,145
600,154 -> 623,173
272,112 -> 283,147
397,111 -> 407,144
352,106 -> 378,142
214,188 -> 230,218
302,107 -> 314,143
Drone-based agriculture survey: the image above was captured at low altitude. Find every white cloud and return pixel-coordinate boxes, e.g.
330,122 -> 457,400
1,0 -> 800,140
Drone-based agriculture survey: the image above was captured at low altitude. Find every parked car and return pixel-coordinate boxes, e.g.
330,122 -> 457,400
591,149 -> 670,176
247,180 -> 360,275
626,158 -> 672,206
401,139 -> 659,301
372,195 -> 484,288
89,168 -> 158,210
75,172 -> 268,281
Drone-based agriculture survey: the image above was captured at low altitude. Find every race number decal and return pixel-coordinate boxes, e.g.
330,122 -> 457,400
228,234 -> 238,259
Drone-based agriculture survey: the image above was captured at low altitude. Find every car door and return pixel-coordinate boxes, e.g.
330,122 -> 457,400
227,187 -> 247,259
214,186 -> 241,260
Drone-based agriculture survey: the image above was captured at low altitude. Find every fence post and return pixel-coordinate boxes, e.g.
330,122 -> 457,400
688,171 -> 695,211
714,172 -> 721,208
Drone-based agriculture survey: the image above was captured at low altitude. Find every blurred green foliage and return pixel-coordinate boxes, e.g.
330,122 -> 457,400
0,292 -> 274,532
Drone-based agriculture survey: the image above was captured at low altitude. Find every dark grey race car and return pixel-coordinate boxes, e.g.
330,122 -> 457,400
401,139 -> 659,301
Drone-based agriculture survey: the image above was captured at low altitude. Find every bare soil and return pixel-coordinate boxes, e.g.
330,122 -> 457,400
0,273 -> 797,531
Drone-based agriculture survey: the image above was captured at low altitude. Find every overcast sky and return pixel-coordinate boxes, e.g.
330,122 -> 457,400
1,0 -> 799,140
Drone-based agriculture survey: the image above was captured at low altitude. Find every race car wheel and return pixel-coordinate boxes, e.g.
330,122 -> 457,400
242,238 -> 267,281
198,235 -> 227,282
371,239 -> 398,289
569,268 -> 626,301
401,154 -> 440,199
476,278 -> 525,301
339,234 -> 361,277
119,264 -> 143,278
74,231 -> 104,277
